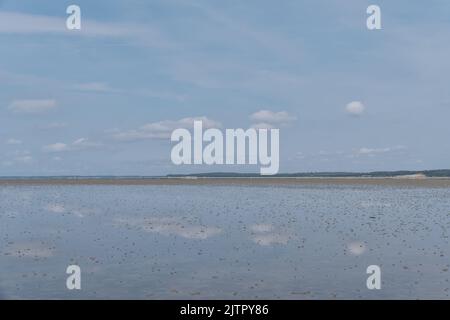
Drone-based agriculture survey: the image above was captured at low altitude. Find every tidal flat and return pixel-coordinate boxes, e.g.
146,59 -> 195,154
0,179 -> 449,299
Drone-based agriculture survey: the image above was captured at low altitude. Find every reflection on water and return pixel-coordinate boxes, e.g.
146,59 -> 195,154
114,217 -> 222,240
0,184 -> 449,299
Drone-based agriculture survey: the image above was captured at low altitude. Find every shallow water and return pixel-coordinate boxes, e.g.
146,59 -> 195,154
0,184 -> 449,299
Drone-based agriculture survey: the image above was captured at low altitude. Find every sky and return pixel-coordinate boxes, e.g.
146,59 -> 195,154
1,0 -> 450,176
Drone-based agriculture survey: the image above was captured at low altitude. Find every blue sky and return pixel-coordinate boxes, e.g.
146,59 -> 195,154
1,0 -> 450,175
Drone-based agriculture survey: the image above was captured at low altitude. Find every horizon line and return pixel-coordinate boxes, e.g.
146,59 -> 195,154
1,168 -> 450,179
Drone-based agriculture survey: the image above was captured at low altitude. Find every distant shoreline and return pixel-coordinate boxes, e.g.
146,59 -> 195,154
1,176 -> 450,187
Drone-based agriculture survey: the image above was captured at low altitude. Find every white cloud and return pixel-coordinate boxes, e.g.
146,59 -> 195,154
112,116 -> 221,141
40,122 -> 67,129
72,138 -> 102,149
8,99 -> 57,114
250,122 -> 275,130
345,101 -> 365,116
43,138 -> 102,153
358,147 -> 390,155
0,11 -> 67,35
0,11 -> 172,48
250,110 -> 296,125
43,143 -> 69,153
356,145 -> 406,156
1,161 -> 14,167
5,150 -> 33,165
72,82 -> 113,93
15,155 -> 33,164
5,138 -> 22,145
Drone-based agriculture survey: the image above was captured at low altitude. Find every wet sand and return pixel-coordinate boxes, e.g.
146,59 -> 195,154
1,180 -> 449,298
1,177 -> 450,187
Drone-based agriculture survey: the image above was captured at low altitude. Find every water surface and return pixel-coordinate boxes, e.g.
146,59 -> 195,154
0,183 -> 449,299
